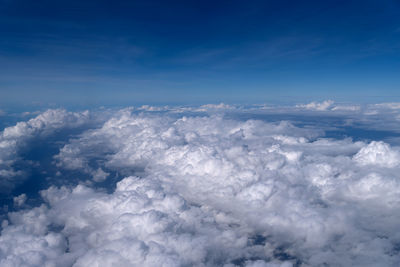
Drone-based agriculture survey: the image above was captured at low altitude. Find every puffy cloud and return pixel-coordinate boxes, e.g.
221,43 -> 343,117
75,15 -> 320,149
353,141 -> 400,167
91,168 -> 109,182
0,109 -> 91,192
13,194 -> 27,207
0,177 -> 295,266
2,109 -> 89,139
1,107 -> 400,266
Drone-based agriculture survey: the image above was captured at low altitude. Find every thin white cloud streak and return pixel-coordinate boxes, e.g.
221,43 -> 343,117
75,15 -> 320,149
1,104 -> 400,266
296,100 -> 335,111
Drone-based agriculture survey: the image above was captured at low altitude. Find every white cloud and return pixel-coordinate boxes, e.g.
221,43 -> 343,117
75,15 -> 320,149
91,168 -> 109,182
0,177 -> 294,266
137,105 -> 167,112
0,109 -> 91,192
296,100 -> 334,111
200,103 -> 233,110
374,102 -> 400,109
331,104 -> 360,111
353,141 -> 400,167
1,107 -> 400,266
297,101 -> 361,112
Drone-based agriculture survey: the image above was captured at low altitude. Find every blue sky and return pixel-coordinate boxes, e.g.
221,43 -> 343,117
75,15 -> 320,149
1,0 -> 400,108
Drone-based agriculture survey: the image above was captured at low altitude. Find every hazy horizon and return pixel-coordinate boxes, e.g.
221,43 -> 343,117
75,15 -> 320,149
1,0 -> 400,107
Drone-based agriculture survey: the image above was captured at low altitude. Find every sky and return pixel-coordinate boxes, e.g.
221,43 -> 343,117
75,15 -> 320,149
1,0 -> 400,108
3,2 -> 400,265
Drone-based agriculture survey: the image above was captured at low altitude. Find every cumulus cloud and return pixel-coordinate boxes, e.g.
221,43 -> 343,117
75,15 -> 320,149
1,107 -> 400,266
353,141 -> 400,167
0,109 -> 91,192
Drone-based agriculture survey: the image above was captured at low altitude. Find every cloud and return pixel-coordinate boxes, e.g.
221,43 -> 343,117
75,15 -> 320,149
200,103 -> 233,110
296,100 -> 334,111
353,141 -> 400,167
331,104 -> 360,111
374,102 -> 400,109
0,176 -> 295,266
296,100 -> 360,112
137,105 -> 167,112
1,107 -> 400,266
13,194 -> 27,207
0,109 -> 91,192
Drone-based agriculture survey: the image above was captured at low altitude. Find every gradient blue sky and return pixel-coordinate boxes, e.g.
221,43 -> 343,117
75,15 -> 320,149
1,0 -> 400,108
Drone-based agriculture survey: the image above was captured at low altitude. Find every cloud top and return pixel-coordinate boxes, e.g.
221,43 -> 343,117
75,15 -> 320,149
1,106 -> 400,266
0,109 -> 91,192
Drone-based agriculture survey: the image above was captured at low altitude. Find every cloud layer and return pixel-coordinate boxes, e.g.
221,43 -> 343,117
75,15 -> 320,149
1,105 -> 400,266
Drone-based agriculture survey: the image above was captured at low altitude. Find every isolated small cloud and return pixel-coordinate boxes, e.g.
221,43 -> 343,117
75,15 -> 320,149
13,194 -> 27,207
91,168 -> 109,182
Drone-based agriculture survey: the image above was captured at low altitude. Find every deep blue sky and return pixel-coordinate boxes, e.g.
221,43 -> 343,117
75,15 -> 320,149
1,0 -> 400,108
